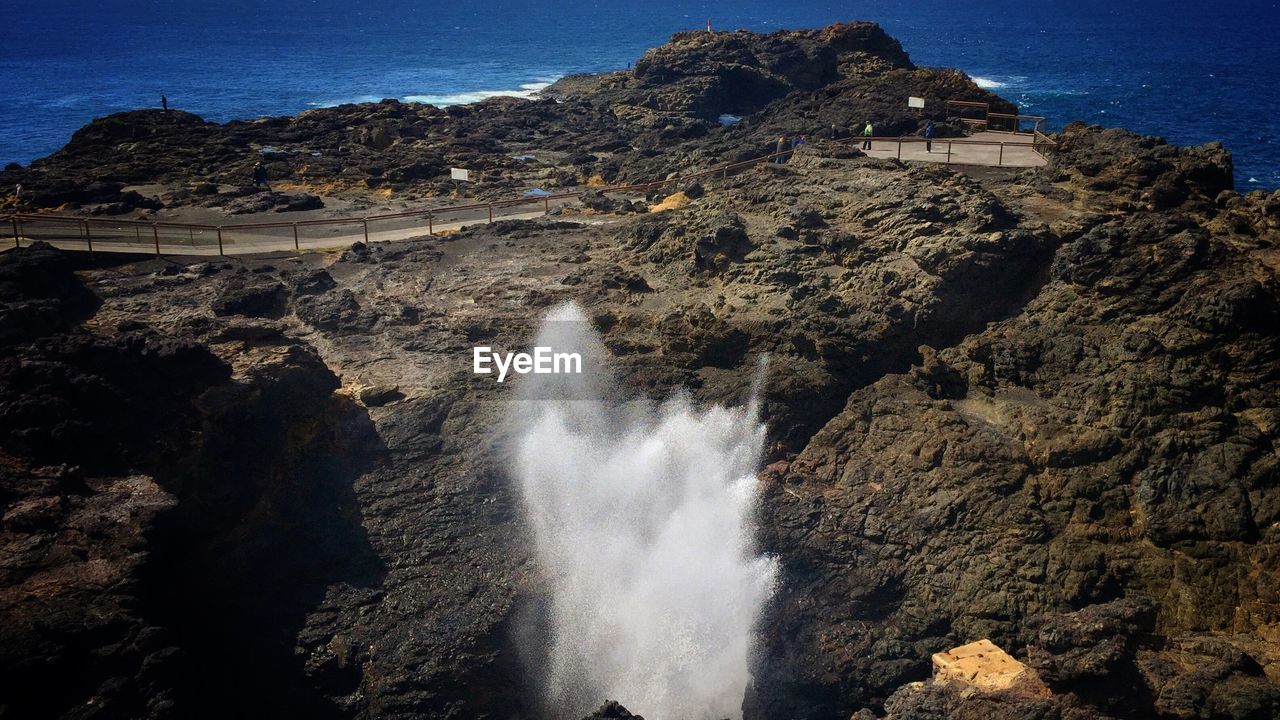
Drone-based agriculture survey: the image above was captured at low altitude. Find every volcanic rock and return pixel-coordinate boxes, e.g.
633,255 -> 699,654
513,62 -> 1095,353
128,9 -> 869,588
211,273 -> 287,318
0,241 -> 99,344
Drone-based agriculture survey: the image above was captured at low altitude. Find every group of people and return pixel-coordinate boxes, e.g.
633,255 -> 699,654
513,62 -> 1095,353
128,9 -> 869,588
773,134 -> 806,163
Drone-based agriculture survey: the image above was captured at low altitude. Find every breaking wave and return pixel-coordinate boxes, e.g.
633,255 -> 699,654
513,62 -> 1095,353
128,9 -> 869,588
404,81 -> 555,107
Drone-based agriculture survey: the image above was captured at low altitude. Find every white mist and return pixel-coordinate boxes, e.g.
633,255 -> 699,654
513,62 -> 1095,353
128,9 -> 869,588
512,302 -> 778,720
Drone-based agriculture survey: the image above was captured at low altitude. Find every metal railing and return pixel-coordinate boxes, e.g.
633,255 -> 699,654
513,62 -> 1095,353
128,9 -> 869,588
0,147 -> 807,256
988,112 -> 1048,135
1032,130 -> 1059,160
2,124 -> 1056,257
3,195 -> 586,257
859,135 -> 1050,167
944,99 -> 1046,135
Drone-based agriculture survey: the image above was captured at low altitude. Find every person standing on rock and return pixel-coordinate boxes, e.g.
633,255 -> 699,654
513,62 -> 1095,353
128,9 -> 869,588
775,135 -> 788,164
924,120 -> 935,153
252,162 -> 269,189
161,95 -> 168,113
793,135 -> 806,150
862,120 -> 874,150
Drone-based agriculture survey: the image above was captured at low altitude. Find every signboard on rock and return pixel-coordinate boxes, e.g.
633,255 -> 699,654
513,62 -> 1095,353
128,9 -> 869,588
450,168 -> 471,182
908,96 -> 925,109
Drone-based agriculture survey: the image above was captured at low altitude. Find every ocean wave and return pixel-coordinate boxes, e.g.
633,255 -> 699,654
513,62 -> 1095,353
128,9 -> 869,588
404,80 -> 556,107
305,79 -> 559,110
972,76 -> 1007,89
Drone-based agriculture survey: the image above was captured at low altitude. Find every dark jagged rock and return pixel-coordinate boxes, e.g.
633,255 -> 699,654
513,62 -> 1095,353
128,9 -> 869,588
0,261 -> 382,718
0,242 -> 100,345
691,211 -> 753,272
1049,122 -> 1235,212
0,332 -> 230,472
288,267 -> 337,296
212,273 -> 287,317
276,192 -> 325,212
581,700 -> 645,719
747,149 -> 1279,718
880,682 -> 1092,720
295,288 -> 373,333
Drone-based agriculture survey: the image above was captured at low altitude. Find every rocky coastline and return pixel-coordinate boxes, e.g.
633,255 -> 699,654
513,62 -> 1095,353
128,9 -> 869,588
2,20 -> 1279,720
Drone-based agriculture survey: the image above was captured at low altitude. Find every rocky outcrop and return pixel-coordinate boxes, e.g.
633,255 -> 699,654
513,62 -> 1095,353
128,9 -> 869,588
0,241 -> 99,345
746,140 -> 1280,719
1048,122 -> 1235,212
623,22 -> 910,118
2,22 -> 1008,215
580,701 -> 645,719
0,246 -> 383,719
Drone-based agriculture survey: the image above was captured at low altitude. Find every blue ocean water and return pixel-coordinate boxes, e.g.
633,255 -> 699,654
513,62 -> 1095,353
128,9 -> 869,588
2,0 -> 1278,188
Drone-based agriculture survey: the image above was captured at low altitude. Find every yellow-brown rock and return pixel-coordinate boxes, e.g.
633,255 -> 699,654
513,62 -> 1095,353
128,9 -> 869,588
931,639 -> 1050,697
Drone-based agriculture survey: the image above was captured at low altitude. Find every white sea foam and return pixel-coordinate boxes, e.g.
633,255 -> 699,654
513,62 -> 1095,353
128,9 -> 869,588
404,80 -> 555,107
511,302 -> 778,720
972,76 -> 1007,89
305,78 -> 558,110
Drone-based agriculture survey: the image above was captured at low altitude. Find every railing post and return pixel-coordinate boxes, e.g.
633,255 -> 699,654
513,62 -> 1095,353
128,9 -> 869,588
11,218 -> 19,249
84,221 -> 93,253
217,226 -> 224,255
488,203 -> 493,223
544,197 -> 549,215
135,224 -> 142,245
152,224 -> 160,255
427,212 -> 434,235
293,222 -> 300,250
998,143 -> 1004,166
897,138 -> 902,160
947,142 -> 952,164
362,218 -> 369,243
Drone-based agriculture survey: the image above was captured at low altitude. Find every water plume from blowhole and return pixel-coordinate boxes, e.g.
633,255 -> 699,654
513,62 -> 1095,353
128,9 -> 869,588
509,301 -> 778,720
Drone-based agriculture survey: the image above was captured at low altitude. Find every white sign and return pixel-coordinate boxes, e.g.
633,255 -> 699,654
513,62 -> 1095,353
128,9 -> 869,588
450,167 -> 471,182
908,96 -> 925,109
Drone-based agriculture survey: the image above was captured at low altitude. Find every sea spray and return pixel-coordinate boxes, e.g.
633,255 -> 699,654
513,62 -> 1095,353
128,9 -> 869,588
511,302 -> 778,720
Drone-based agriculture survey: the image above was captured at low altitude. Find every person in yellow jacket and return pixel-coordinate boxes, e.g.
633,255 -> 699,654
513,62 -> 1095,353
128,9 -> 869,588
862,120 -> 873,150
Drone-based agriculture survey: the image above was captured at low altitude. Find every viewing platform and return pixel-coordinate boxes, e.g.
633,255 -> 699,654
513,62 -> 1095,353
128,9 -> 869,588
861,131 -> 1050,168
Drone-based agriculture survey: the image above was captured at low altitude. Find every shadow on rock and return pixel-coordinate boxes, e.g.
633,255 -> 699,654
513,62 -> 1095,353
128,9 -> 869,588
138,344 -> 388,719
